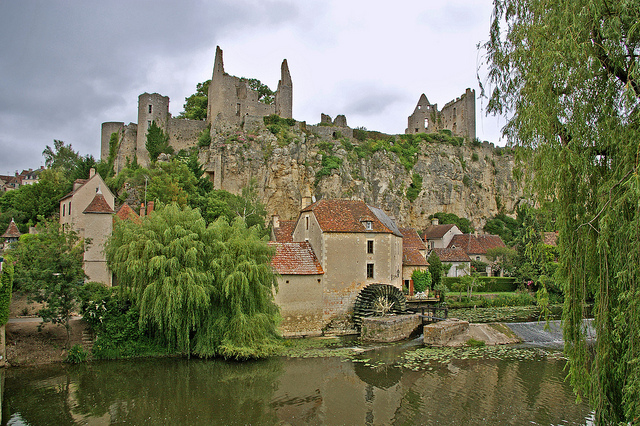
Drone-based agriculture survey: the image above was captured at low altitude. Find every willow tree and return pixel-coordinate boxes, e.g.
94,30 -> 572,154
105,203 -> 280,359
482,1 -> 640,422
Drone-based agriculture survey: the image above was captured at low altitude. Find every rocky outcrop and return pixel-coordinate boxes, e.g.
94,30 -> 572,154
196,119 -> 523,230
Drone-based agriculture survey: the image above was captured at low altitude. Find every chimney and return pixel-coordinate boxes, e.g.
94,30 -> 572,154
301,196 -> 312,209
431,217 -> 439,226
147,201 -> 154,216
140,203 -> 145,217
89,168 -> 96,178
272,215 -> 280,228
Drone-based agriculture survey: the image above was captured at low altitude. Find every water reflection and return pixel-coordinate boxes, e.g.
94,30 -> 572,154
3,347 -> 591,425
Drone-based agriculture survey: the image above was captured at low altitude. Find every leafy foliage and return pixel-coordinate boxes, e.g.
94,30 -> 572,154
411,269 -> 432,293
428,212 -> 474,234
105,203 -> 280,359
427,251 -> 443,288
315,154 -> 343,185
240,78 -> 275,104
146,121 -> 174,163
483,0 -> 640,421
198,127 -> 212,147
405,173 -> 423,202
179,80 -> 210,121
10,220 -> 86,345
483,213 -> 519,246
0,260 -> 14,326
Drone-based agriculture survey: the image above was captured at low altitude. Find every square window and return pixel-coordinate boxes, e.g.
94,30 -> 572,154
367,263 -> 374,279
363,221 -> 373,230
367,240 -> 374,254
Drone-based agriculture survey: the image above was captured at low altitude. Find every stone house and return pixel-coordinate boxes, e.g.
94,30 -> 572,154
421,218 -> 462,249
1,219 -> 21,251
399,227 -> 429,295
430,247 -> 471,277
271,199 -> 404,336
60,169 -> 115,286
448,233 -> 506,275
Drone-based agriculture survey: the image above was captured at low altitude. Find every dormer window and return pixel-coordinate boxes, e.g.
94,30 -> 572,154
363,221 -> 373,230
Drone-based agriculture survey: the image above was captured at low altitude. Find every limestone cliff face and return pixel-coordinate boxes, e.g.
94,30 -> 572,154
197,120 -> 522,230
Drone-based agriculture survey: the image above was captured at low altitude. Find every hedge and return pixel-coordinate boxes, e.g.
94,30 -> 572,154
0,261 -> 14,326
443,276 -> 517,292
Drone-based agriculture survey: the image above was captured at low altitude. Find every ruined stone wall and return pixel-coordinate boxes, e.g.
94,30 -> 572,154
308,124 -> 354,140
167,118 -> 207,152
115,123 -> 138,173
440,88 -> 476,141
406,90 -> 475,140
101,122 -> 124,160
406,94 -> 438,134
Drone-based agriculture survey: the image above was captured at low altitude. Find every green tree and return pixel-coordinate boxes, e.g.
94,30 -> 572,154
459,271 -> 482,300
239,78 -> 274,104
105,203 -> 280,359
0,260 -> 13,326
179,80 -> 210,121
485,246 -> 518,277
42,139 -> 81,175
428,212 -> 473,234
146,122 -> 173,163
10,220 -> 86,345
483,1 -> 640,421
411,269 -> 432,293
0,168 -> 69,234
427,251 -> 443,288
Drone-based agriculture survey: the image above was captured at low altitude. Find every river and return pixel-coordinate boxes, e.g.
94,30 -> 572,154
2,336 -> 592,425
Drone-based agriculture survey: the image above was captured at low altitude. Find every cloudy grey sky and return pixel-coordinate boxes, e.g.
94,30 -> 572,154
0,0 -> 506,175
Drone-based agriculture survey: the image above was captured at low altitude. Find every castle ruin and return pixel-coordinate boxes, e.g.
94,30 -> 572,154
102,46 -> 477,173
405,88 -> 476,141
101,46 -> 293,170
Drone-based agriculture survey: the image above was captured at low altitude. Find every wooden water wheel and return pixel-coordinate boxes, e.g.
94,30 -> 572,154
353,284 -> 407,330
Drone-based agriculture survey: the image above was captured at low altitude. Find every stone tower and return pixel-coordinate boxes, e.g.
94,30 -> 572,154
136,93 -> 170,166
275,59 -> 293,119
207,46 -> 292,126
405,89 -> 476,141
406,94 -> 437,134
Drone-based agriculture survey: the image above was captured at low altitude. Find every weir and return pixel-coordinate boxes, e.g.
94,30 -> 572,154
506,319 -> 595,348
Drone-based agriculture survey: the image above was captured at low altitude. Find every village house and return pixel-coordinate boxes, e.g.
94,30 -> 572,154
448,233 -> 506,275
270,199 -> 407,337
430,247 -> 471,277
1,219 -> 21,252
399,227 -> 429,295
59,168 -> 115,286
421,218 -> 463,249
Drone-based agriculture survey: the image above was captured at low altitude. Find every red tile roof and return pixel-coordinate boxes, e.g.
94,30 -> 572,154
2,219 -> 21,238
115,203 -> 140,223
422,223 -> 456,240
448,234 -> 506,255
273,220 -> 296,243
270,242 -> 324,275
83,193 -> 114,214
403,248 -> 428,266
431,247 -> 471,262
399,227 -> 426,250
300,199 -> 399,235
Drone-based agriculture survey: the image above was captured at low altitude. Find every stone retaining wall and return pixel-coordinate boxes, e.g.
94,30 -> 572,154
423,318 -> 469,346
361,314 -> 421,343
